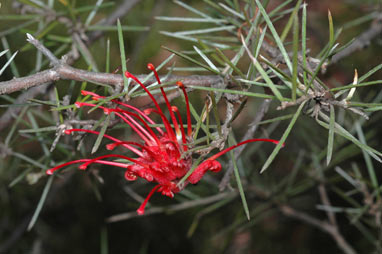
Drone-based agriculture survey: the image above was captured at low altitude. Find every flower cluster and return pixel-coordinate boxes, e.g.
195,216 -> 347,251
46,63 -> 280,215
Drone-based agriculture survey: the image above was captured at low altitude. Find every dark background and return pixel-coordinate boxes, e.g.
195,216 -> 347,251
0,0 -> 381,253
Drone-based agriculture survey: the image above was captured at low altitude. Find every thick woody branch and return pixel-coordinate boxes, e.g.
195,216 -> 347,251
0,0 -> 142,131
0,64 -> 223,95
0,34 -> 225,95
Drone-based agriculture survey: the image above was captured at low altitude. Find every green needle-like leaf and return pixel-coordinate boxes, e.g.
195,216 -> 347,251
328,10 -> 334,47
255,0 -> 292,72
229,136 -> 250,221
117,19 -> 128,90
280,0 -> 303,42
240,34 -> 284,101
28,175 -> 54,231
188,85 -> 274,99
0,50 -> 18,76
163,46 -> 220,74
292,13 -> 299,101
326,105 -> 335,165
355,123 -> 378,194
177,156 -> 204,186
301,3 -> 308,85
92,114 -> 110,154
317,112 -> 382,162
260,101 -> 306,173
194,46 -> 219,73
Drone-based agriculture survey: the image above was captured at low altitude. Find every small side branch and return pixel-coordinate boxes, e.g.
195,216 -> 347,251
331,15 -> 382,64
219,98 -> 271,191
0,65 -> 224,95
26,33 -> 60,66
280,205 -> 357,254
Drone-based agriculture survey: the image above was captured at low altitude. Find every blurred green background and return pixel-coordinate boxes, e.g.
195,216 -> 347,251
0,0 -> 381,253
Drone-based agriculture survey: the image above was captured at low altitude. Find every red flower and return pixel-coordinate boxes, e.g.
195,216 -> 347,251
46,63 -> 280,215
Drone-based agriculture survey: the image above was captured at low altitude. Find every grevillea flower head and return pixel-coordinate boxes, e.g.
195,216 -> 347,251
46,63 -> 281,215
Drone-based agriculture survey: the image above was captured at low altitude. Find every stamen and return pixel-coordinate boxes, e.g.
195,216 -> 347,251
176,81 -> 192,137
171,106 -> 187,151
106,141 -> 157,158
125,71 -> 163,115
76,101 -> 155,145
106,141 -> 144,150
46,159 -> 130,175
136,184 -> 161,215
147,63 -> 181,139
65,129 -> 143,156
81,90 -> 163,135
114,111 -> 155,145
81,90 -> 101,100
79,154 -> 149,170
125,71 -> 177,143
118,110 -> 161,146
206,139 -> 282,161
113,100 -> 164,135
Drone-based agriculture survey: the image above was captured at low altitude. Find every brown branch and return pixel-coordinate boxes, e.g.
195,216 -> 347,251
0,84 -> 48,132
331,14 -> 382,64
246,184 -> 357,254
219,98 -> 272,191
317,179 -> 338,227
88,0 -> 141,42
0,215 -> 30,253
106,192 -> 237,223
0,0 -> 142,131
1,33 -> 225,95
0,64 -> 224,95
280,205 -> 357,254
0,34 -> 225,134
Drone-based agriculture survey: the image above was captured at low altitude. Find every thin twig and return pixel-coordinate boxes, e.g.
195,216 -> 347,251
0,84 -> 48,132
0,64 -> 225,95
106,191 -> 237,223
88,0 -> 141,42
219,98 -> 272,191
0,0 -> 142,131
26,33 -> 60,66
1,34 -> 225,94
318,181 -> 338,226
280,205 -> 357,254
331,15 -> 382,64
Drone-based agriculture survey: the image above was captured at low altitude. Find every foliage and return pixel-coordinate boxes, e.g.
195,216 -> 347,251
0,0 -> 381,253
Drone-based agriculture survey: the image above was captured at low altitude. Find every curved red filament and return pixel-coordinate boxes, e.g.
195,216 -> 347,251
65,128 -> 143,156
76,102 -> 157,146
176,81 -> 192,137
81,90 -> 164,136
171,106 -> 187,151
147,63 -> 182,141
46,159 -> 130,175
207,138 -> 281,161
125,70 -> 177,143
136,184 -> 161,215
79,154 -> 149,170
106,141 -> 157,158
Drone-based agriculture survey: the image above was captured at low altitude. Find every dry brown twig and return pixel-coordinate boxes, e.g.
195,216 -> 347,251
219,98 -> 272,191
0,34 -> 224,95
245,181 -> 358,254
0,0 -> 140,132
280,204 -> 357,254
106,192 -> 237,223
